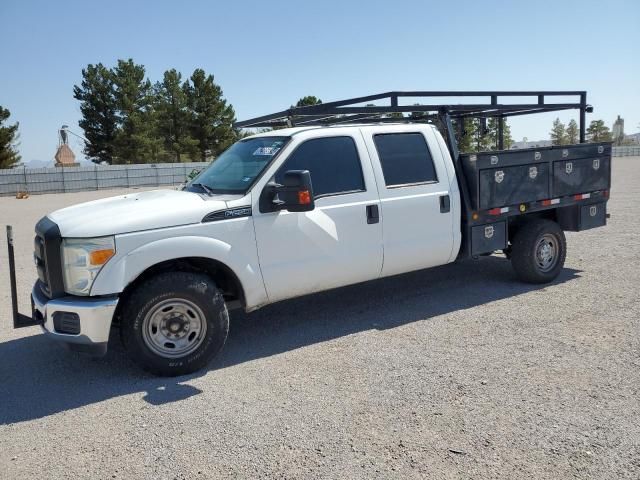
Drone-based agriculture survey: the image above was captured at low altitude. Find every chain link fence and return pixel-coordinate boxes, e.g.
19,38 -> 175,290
612,146 -> 640,157
0,162 -> 209,196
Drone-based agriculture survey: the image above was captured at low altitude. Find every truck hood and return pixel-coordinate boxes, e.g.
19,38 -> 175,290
48,189 -> 228,237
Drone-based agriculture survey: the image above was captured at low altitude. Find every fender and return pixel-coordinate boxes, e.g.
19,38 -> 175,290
90,235 -> 268,310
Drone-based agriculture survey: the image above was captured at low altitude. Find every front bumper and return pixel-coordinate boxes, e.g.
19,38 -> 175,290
32,282 -> 118,356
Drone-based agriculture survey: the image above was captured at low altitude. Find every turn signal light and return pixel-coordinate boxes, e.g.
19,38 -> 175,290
89,248 -> 115,266
298,190 -> 311,205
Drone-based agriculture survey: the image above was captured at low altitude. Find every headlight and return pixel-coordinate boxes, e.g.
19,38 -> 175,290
61,237 -> 115,296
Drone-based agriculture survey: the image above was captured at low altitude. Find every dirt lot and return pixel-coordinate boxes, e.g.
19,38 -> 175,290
0,159 -> 638,479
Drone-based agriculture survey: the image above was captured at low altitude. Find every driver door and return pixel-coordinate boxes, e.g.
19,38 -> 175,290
252,133 -> 383,303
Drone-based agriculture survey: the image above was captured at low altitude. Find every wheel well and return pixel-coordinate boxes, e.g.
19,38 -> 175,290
507,210 -> 559,243
113,257 -> 245,326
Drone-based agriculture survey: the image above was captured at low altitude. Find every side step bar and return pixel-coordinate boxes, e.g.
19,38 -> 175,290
6,225 -> 40,328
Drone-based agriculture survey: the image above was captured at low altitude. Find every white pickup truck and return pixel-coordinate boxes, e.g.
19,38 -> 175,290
7,91 -> 611,376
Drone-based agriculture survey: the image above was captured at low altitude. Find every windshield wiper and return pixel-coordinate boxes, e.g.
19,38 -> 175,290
191,183 -> 215,196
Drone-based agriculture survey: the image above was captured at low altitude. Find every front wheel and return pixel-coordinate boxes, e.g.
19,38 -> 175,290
510,219 -> 566,284
120,272 -> 229,376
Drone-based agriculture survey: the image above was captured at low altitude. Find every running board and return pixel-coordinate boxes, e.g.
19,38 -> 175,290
6,225 -> 40,328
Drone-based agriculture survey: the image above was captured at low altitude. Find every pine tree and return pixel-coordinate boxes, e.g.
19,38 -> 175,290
409,103 -> 428,121
503,120 -> 513,149
487,118 -> 513,150
550,118 -> 567,145
566,119 -> 579,144
0,105 -> 21,168
111,59 -> 157,163
75,61 -> 240,163
186,69 -> 237,160
73,64 -> 118,164
386,111 -> 404,119
296,96 -> 322,107
456,118 -> 476,153
466,119 -> 492,152
155,69 -> 199,162
586,120 -> 612,142
455,118 -> 500,152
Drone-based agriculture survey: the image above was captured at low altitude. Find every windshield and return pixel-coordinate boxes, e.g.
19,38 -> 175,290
187,136 -> 290,194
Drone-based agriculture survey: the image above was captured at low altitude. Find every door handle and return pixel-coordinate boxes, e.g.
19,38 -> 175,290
366,204 -> 379,224
439,194 -> 450,213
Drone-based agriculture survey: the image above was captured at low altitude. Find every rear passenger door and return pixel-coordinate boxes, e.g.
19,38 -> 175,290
253,132 -> 383,302
362,126 -> 455,277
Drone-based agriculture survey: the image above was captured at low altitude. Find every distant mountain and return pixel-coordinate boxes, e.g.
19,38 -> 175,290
21,159 -> 55,168
510,140 -> 553,150
625,133 -> 640,143
17,157 -> 94,169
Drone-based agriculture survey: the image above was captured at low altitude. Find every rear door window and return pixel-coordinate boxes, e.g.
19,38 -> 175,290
373,133 -> 438,187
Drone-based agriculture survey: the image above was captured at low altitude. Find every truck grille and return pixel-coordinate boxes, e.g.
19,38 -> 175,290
34,217 -> 65,299
34,235 -> 48,293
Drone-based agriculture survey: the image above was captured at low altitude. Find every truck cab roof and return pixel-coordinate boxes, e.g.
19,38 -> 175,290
247,123 -> 435,139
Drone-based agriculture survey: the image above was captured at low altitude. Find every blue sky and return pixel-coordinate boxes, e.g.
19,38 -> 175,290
1,0 -> 638,164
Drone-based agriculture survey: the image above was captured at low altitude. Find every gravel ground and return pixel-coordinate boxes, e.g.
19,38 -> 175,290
1,159 -> 639,479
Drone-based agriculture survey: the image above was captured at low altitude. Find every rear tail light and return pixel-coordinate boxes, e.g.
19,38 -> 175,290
488,207 -> 509,215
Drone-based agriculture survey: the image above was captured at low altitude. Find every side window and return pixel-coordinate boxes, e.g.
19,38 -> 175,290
373,133 -> 438,187
276,136 -> 365,197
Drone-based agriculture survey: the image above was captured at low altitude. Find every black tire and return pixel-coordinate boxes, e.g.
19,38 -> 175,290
510,219 -> 566,284
120,272 -> 229,376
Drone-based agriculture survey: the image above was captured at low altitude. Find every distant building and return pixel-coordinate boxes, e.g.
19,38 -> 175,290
54,126 -> 79,167
612,115 -> 624,142
54,144 -> 78,167
510,139 -> 553,150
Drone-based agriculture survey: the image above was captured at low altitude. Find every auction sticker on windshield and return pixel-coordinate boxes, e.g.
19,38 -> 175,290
253,146 -> 281,156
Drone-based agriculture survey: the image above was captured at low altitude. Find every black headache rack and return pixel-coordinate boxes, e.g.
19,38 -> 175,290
237,90 -> 610,258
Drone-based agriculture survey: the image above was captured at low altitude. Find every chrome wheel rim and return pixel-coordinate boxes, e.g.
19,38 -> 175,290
535,234 -> 559,273
142,298 -> 207,358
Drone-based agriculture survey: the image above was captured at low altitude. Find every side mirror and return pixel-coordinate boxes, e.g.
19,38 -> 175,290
260,170 -> 315,213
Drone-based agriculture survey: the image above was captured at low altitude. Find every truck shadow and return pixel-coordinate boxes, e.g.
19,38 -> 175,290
0,256 -> 581,424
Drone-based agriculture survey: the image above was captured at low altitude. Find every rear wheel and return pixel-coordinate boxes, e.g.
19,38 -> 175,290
120,272 -> 229,376
510,219 -> 566,284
